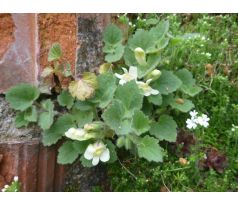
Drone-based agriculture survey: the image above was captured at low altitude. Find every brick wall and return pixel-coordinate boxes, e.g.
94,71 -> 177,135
0,13 -> 112,93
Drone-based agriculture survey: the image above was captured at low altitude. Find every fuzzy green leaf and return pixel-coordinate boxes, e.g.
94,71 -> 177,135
48,43 -> 62,62
57,141 -> 88,164
42,114 -> 75,146
57,90 -> 74,109
153,70 -> 182,95
102,100 -> 131,135
6,83 -> 40,111
169,98 -> 194,112
128,29 -> 155,52
176,68 -> 202,96
150,115 -> 177,142
15,112 -> 29,128
71,108 -> 94,128
115,81 -> 143,117
137,136 -> 163,162
24,106 -> 37,122
149,20 -> 169,40
147,93 -> 162,106
80,155 -> 94,167
103,24 -> 122,45
132,110 -> 150,135
38,99 -> 54,130
105,44 -> 125,63
90,72 -> 117,108
106,140 -> 117,163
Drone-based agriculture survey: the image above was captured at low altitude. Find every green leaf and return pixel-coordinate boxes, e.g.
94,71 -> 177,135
73,100 -> 94,111
149,20 -> 169,41
48,43 -> 62,62
115,81 -> 143,117
6,83 -> 40,111
71,108 -> 94,128
42,114 -> 75,146
153,70 -> 182,95
102,100 -> 131,135
57,141 -> 88,164
132,110 -> 150,135
128,29 -> 155,52
103,24 -> 122,45
57,90 -> 74,109
169,98 -> 194,112
80,155 -> 93,167
38,99 -> 54,130
24,106 -> 37,122
106,140 -> 117,163
150,115 -> 177,142
90,72 -> 117,108
137,136 -> 163,162
147,93 -> 162,106
15,112 -> 29,128
105,44 -> 125,63
176,68 -> 202,96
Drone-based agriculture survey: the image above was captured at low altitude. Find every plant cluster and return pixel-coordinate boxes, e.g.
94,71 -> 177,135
5,20 -> 201,167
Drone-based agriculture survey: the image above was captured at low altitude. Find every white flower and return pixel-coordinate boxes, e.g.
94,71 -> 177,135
84,141 -> 110,166
4,185 -> 9,189
186,118 -> 197,129
115,66 -> 138,85
189,110 -> 198,119
14,176 -> 18,182
65,128 -> 86,141
195,114 -> 210,128
137,79 -> 159,96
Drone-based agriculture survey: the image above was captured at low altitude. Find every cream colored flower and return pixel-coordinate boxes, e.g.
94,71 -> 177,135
84,141 -> 110,166
65,128 -> 86,141
137,79 -> 159,96
115,66 -> 138,85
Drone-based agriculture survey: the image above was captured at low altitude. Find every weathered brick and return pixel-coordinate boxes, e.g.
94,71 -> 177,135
0,14 -> 38,93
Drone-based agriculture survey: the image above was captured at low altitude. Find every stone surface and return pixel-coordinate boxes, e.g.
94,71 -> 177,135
0,14 -> 38,93
38,14 -> 77,72
76,14 -> 111,76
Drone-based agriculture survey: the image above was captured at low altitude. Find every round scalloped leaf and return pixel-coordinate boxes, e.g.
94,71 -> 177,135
150,115 -> 177,142
137,136 -> 163,162
103,24 -> 122,45
152,70 -> 182,95
6,83 -> 40,111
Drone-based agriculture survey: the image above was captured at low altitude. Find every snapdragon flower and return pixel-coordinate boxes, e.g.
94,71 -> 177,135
137,79 -> 159,96
65,128 -> 86,141
115,66 -> 138,85
84,141 -> 110,166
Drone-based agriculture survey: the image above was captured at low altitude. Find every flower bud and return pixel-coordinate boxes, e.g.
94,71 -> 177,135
145,69 -> 161,81
84,121 -> 105,132
134,47 -> 147,66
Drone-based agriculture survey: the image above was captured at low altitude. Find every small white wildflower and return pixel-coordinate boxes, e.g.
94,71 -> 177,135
84,141 -> 110,166
4,185 -> 9,189
137,79 -> 159,96
195,114 -> 210,128
186,118 -> 197,130
189,110 -> 198,119
1,188 -> 6,192
115,66 -> 138,85
231,128 -> 235,132
205,53 -> 211,58
14,176 -> 18,182
65,128 -> 86,141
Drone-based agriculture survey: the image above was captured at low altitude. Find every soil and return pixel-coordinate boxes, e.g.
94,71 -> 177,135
38,14 -> 77,72
0,14 -> 15,59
